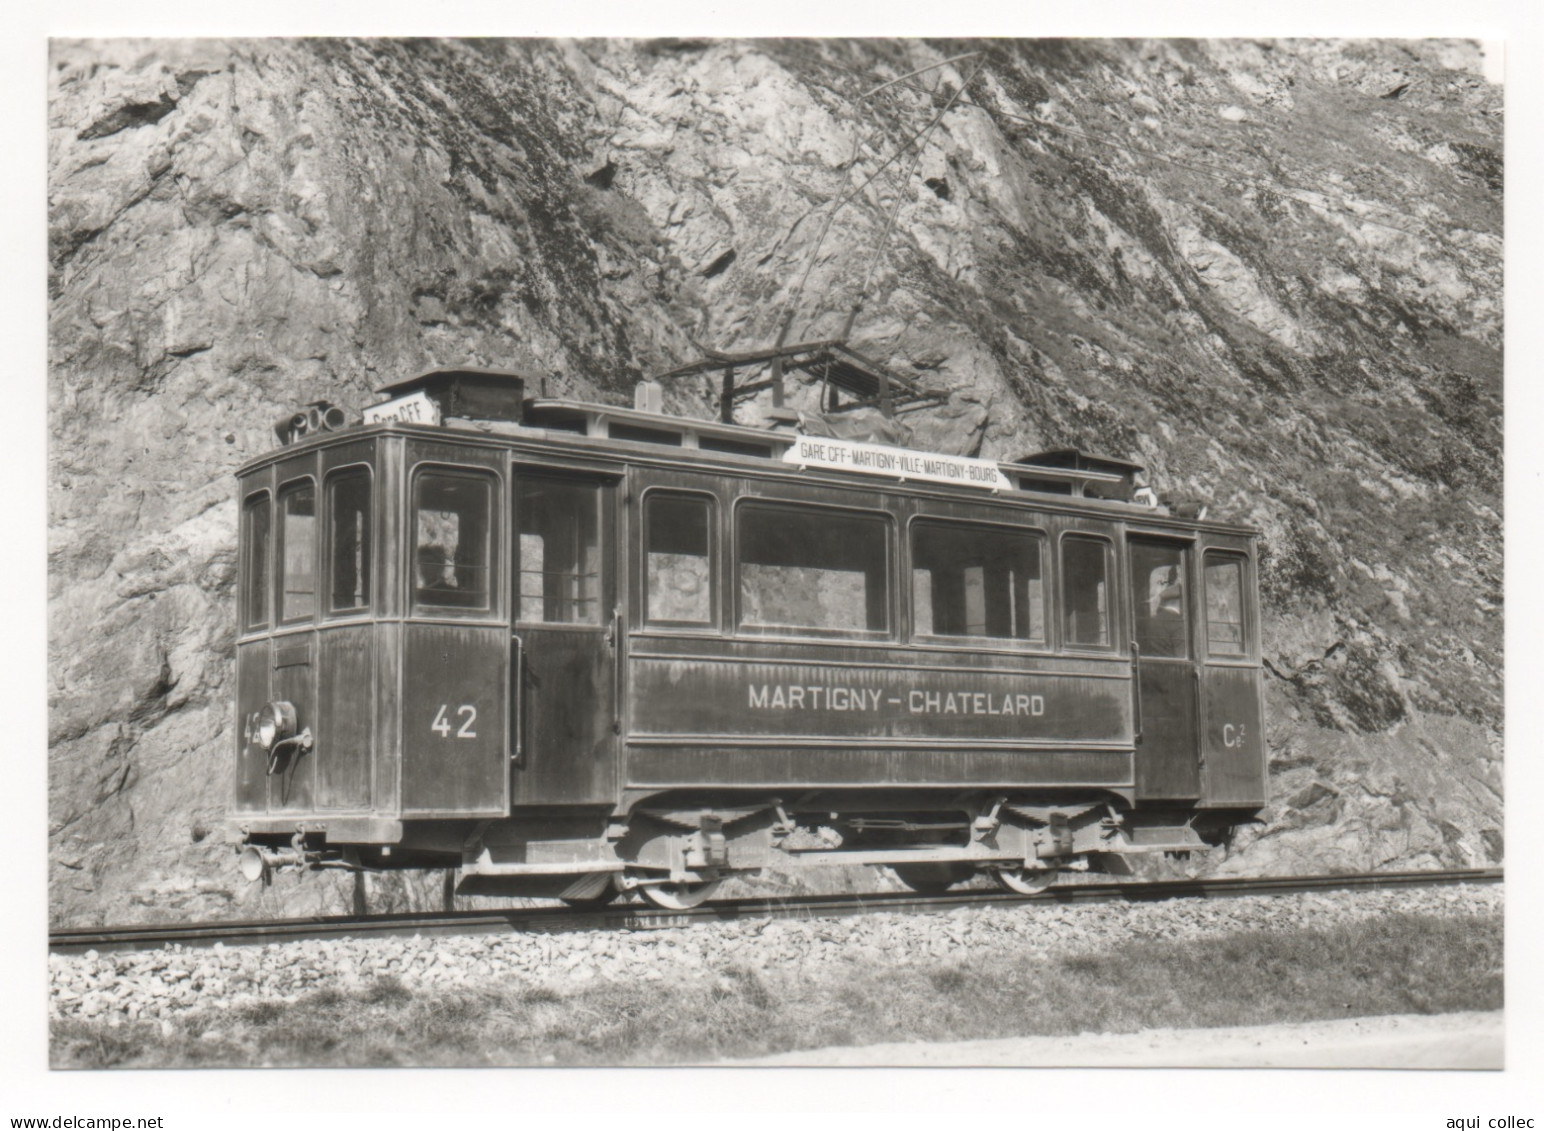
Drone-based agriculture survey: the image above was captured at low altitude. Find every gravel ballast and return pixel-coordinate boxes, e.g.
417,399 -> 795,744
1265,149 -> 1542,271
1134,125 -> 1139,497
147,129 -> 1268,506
49,883 -> 1502,1028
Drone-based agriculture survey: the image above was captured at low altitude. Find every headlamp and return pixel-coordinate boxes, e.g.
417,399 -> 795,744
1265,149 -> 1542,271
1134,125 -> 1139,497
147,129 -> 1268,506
256,701 -> 297,751
248,700 -> 310,775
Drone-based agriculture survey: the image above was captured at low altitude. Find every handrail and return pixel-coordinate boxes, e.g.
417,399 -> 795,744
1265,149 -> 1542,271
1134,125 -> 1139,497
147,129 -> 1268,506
509,632 -> 524,767
1130,639 -> 1144,745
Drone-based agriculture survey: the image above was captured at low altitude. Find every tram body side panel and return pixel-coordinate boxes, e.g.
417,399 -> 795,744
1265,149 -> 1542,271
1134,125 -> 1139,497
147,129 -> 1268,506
233,637 -> 272,812
626,744 -> 1133,790
310,438 -> 384,813
1197,536 -> 1267,808
396,437 -> 513,817
399,624 -> 508,816
1130,660 -> 1201,800
624,642 -> 1134,789
375,620 -> 403,815
511,626 -> 618,805
373,435 -> 405,817
619,465 -> 1137,793
1123,531 -> 1201,802
315,624 -> 374,810
269,636 -> 318,812
1199,665 -> 1266,806
507,464 -> 622,808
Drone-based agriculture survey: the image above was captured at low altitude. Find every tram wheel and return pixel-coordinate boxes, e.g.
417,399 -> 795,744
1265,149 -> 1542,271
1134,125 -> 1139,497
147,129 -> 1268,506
559,874 -> 622,909
637,878 -> 723,910
892,863 -> 975,894
993,865 -> 1058,895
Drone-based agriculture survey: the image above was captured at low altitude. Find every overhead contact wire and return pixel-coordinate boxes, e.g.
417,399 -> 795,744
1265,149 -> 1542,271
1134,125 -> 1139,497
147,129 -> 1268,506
842,60 -> 986,338
780,57 -> 983,343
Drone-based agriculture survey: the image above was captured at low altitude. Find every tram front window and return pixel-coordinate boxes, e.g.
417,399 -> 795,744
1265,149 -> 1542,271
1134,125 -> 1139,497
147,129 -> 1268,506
242,492 -> 271,630
279,481 -> 316,623
414,471 -> 493,611
328,469 -> 372,613
738,503 -> 889,634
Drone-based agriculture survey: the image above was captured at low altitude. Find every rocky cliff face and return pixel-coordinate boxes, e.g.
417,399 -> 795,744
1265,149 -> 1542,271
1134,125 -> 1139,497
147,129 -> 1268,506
47,38 -> 1502,925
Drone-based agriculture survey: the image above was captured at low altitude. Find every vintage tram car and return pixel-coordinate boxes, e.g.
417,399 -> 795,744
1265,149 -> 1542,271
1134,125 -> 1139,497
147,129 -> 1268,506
231,359 -> 1266,908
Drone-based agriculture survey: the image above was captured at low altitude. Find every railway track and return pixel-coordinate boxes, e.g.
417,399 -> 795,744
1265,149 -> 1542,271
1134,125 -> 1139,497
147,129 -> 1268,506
49,866 -> 1501,955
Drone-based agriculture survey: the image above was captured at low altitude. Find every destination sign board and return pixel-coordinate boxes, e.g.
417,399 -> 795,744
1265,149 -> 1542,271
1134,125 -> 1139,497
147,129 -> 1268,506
364,390 -> 440,426
783,433 -> 1009,490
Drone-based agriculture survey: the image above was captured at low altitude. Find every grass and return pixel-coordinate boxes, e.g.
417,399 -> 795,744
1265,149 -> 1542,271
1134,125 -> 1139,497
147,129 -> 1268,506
51,910 -> 1501,1068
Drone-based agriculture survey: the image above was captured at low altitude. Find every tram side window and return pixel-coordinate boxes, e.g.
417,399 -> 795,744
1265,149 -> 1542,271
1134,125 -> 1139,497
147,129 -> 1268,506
1129,540 -> 1189,659
242,492 -> 271,630
517,477 -> 601,624
414,471 -> 493,611
327,469 -> 372,613
1061,536 -> 1110,647
278,482 -> 317,623
738,503 -> 889,634
1205,554 -> 1248,656
912,521 -> 1044,642
645,493 -> 713,626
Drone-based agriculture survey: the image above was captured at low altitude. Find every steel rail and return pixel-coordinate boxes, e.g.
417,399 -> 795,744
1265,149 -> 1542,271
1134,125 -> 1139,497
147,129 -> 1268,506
48,867 -> 1502,955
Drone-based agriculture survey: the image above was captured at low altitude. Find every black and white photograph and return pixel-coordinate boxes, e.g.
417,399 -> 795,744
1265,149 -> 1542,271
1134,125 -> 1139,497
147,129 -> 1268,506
12,6 -> 1540,1124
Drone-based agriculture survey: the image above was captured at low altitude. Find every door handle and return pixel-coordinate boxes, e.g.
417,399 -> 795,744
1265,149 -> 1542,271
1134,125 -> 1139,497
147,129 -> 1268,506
610,607 -> 624,735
